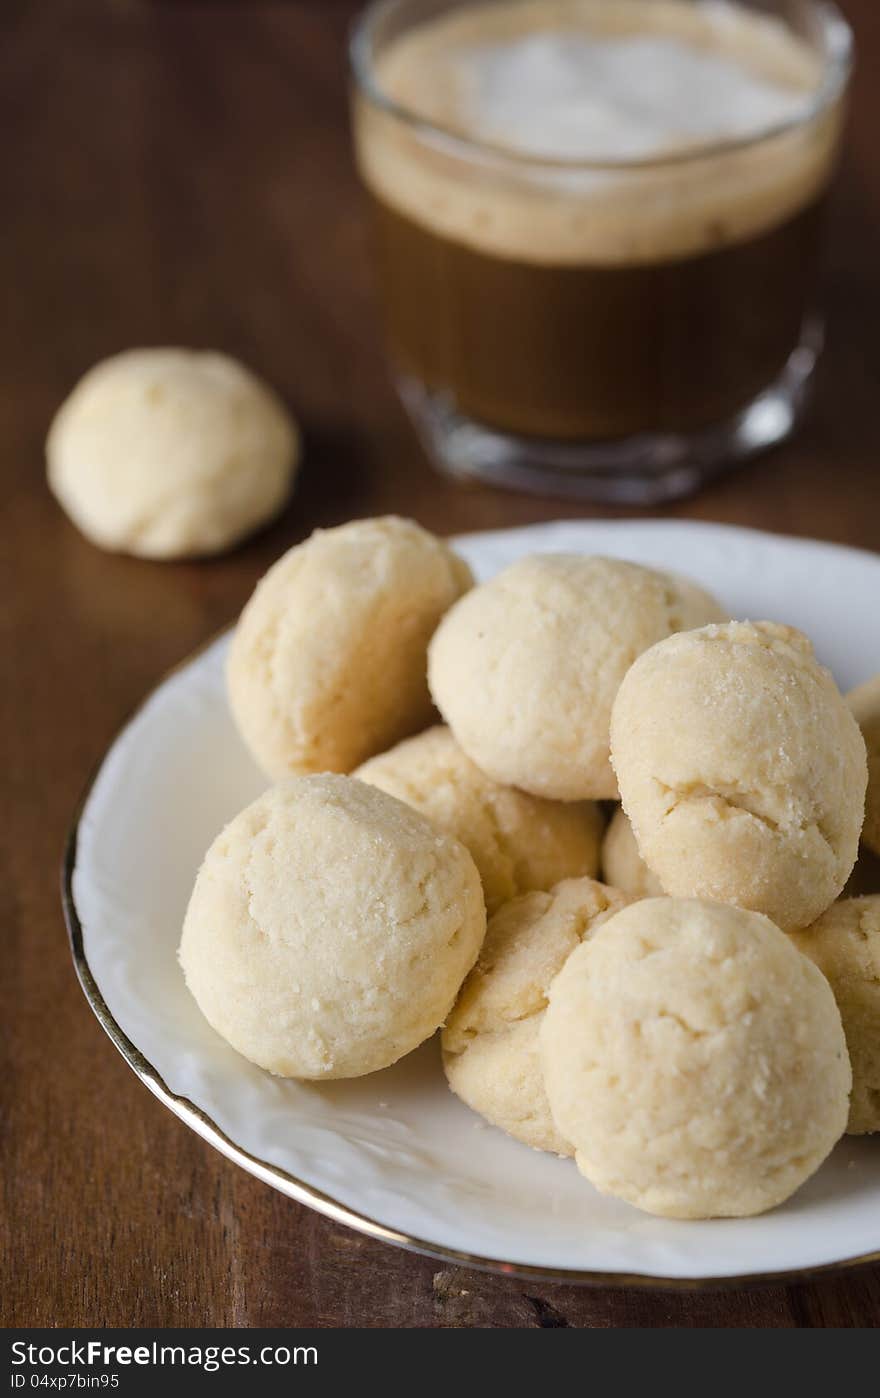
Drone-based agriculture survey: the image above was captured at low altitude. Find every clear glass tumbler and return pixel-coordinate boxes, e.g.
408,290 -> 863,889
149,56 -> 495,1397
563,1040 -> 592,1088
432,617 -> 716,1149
350,0 -> 853,503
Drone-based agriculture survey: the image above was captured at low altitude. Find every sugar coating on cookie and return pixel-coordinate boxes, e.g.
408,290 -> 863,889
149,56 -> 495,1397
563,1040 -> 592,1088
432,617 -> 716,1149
227,517 -> 473,780
47,348 -> 299,558
356,726 -> 602,912
791,896 -> 880,1135
848,676 -> 880,857
610,621 -> 867,931
601,806 -> 664,898
428,554 -> 724,800
442,877 -> 629,1153
541,898 -> 851,1219
179,775 -> 486,1079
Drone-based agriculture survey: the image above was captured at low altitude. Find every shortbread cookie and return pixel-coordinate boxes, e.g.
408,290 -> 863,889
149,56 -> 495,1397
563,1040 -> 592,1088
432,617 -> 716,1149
47,348 -> 298,558
356,726 -> 602,912
792,896 -> 880,1134
541,898 -> 851,1219
228,517 -> 472,779
601,806 -> 663,898
442,877 -> 629,1153
179,775 -> 485,1079
610,622 -> 867,931
848,676 -> 880,857
428,555 -> 724,800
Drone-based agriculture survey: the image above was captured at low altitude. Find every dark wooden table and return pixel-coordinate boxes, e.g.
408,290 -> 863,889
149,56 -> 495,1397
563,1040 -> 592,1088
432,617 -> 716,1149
3,0 -> 879,1328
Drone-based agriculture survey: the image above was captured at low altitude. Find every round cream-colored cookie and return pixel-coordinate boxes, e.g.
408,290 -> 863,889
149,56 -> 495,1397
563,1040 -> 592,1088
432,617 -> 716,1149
179,775 -> 485,1079
541,898 -> 851,1219
848,676 -> 880,857
610,621 -> 867,931
227,517 -> 472,780
442,877 -> 630,1153
428,555 -> 724,801
356,726 -> 602,913
791,896 -> 880,1135
47,348 -> 299,558
601,806 -> 664,898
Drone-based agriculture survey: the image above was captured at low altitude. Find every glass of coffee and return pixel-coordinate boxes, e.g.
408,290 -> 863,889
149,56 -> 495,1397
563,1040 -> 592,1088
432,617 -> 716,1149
350,0 -> 852,502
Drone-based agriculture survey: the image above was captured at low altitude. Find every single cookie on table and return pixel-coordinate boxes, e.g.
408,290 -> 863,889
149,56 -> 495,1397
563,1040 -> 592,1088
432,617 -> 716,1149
541,898 -> 851,1220
442,877 -> 629,1154
611,621 -> 867,931
47,348 -> 299,558
428,554 -> 724,801
227,516 -> 472,780
848,676 -> 880,857
601,806 -> 663,898
791,896 -> 880,1135
179,775 -> 485,1080
356,726 -> 603,913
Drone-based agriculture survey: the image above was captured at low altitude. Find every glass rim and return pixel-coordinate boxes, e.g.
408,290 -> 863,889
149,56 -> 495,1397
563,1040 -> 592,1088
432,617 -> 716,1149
349,0 -> 854,173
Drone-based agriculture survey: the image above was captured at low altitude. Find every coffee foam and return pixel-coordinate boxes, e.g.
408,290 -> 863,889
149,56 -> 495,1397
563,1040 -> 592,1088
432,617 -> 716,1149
355,0 -> 842,266
450,32 -> 813,161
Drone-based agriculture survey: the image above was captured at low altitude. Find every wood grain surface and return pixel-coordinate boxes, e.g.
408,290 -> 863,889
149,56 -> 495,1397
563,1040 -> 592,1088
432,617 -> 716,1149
2,0 -> 879,1328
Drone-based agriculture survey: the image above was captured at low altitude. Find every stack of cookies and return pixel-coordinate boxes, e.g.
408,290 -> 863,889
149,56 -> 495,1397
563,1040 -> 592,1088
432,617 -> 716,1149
179,515 -> 880,1221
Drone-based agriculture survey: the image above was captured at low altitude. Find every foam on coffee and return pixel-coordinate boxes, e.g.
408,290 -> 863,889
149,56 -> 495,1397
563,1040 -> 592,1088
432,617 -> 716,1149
446,28 -> 813,161
356,0 -> 841,265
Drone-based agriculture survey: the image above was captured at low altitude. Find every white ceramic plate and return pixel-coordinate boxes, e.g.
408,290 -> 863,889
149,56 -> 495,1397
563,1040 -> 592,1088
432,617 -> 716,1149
64,520 -> 880,1286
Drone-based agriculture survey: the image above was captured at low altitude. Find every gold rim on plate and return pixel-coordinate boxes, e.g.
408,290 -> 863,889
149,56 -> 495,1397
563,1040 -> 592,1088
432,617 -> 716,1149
61,620 -> 880,1292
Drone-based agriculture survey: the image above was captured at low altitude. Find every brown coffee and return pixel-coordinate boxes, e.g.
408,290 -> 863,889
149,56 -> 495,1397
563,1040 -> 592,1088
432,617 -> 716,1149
369,191 -> 824,441
354,0 -> 843,444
